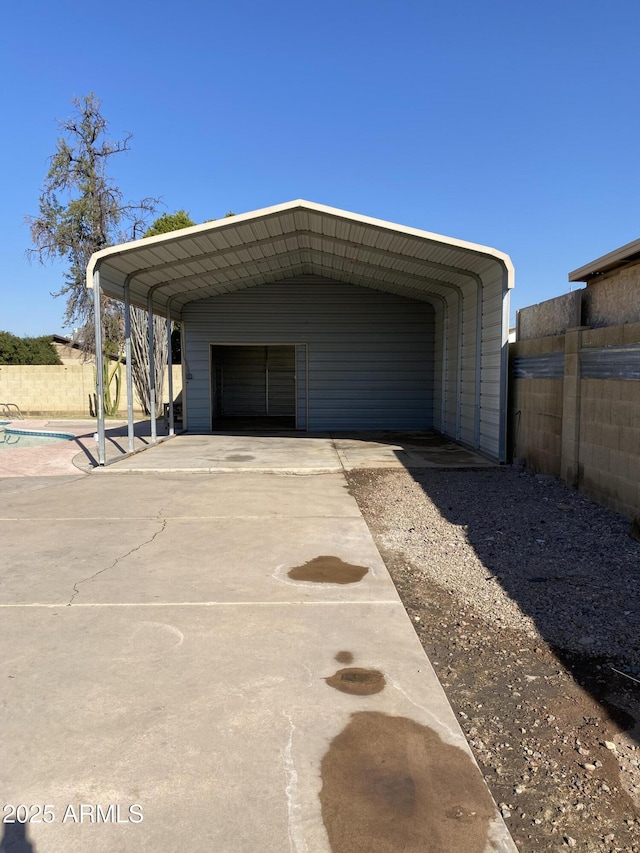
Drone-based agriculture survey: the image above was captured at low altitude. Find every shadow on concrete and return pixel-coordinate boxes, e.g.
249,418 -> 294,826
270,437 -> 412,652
72,419 -> 156,469
0,822 -> 37,852
400,465 -> 640,744
211,415 -> 296,431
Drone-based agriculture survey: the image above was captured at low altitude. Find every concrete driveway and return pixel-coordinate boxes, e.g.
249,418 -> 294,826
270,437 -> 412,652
88,429 -> 496,473
0,436 -> 514,853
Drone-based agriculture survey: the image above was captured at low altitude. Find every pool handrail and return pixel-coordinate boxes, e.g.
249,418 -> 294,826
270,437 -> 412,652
0,403 -> 24,419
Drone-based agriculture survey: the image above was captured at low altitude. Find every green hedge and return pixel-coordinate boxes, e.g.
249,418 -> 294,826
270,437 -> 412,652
0,331 -> 62,365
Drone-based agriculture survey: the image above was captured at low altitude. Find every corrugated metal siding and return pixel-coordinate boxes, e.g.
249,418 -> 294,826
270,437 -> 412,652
444,297 -> 460,437
212,345 -> 297,417
580,345 -> 640,380
478,266 -> 509,459
92,202 -> 513,331
432,301 -> 446,433
220,346 -> 267,416
183,276 -> 435,431
295,345 -> 307,428
93,203 -> 511,460
459,285 -> 479,446
267,346 -> 296,415
513,352 -> 565,379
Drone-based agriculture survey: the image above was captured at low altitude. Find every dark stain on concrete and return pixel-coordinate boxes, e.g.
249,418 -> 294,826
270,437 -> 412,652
403,435 -> 450,448
226,454 -> 256,461
288,556 -> 369,584
320,712 -> 495,853
415,450 -> 476,465
335,651 -> 354,664
326,668 -> 386,696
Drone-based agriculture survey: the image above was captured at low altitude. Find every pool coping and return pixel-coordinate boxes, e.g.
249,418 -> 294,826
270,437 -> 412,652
0,418 -> 160,478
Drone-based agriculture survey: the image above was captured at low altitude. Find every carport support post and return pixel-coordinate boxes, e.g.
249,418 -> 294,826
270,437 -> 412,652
92,269 -> 106,465
124,280 -> 135,454
166,303 -> 174,436
147,294 -> 157,443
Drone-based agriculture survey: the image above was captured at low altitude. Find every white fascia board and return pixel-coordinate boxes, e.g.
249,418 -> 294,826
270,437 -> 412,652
86,199 -> 514,291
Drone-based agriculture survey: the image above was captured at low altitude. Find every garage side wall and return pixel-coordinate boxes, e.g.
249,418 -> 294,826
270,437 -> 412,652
182,276 -> 435,432
479,265 -> 510,460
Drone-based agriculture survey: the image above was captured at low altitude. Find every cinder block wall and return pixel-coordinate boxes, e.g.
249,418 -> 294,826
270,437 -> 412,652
509,321 -> 640,519
509,336 -> 565,476
0,364 -> 183,417
578,322 -> 640,518
582,265 -> 640,328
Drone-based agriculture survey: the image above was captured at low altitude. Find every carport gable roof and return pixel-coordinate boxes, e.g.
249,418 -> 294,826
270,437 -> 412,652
87,199 -> 514,319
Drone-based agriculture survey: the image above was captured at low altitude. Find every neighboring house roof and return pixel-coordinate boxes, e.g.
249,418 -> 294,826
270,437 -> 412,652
51,335 -> 86,365
51,335 -> 120,363
569,236 -> 640,283
86,199 -> 514,318
52,334 -> 83,349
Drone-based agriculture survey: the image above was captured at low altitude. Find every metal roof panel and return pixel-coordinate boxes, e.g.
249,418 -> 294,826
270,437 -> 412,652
87,200 -> 513,318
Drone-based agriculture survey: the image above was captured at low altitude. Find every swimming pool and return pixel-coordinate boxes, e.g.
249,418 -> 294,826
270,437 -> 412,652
0,426 -> 76,449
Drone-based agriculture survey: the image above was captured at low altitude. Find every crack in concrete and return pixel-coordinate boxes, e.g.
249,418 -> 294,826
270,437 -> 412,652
281,711 -> 308,853
67,518 -> 168,606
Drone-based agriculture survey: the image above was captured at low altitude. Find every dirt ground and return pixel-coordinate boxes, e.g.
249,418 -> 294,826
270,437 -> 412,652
347,467 -> 640,853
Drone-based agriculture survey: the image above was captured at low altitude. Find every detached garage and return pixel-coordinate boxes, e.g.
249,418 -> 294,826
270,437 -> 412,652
87,200 -> 513,461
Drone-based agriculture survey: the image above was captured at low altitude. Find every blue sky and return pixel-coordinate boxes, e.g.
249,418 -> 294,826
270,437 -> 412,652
1,0 -> 639,336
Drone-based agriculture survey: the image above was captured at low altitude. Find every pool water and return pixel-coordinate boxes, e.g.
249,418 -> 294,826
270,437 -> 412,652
0,427 -> 75,449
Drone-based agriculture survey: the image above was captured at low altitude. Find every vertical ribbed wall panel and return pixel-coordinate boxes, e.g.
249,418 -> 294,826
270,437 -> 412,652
220,346 -> 267,416
459,284 -> 479,448
182,276 -> 435,431
295,345 -> 307,429
444,296 -> 460,438
267,346 -> 296,416
478,266 -> 508,459
432,301 -> 445,433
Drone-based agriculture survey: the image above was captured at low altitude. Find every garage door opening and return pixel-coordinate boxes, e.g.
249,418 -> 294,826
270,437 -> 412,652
211,345 -> 297,430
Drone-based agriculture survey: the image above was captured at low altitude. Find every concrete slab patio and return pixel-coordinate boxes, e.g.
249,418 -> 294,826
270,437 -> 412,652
0,419 -> 495,477
90,430 -> 495,474
0,439 -> 514,852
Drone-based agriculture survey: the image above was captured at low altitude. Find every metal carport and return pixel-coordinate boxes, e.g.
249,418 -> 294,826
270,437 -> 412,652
86,200 -> 513,464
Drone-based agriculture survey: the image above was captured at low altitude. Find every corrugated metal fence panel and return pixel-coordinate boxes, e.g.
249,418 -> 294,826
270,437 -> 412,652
580,345 -> 640,380
183,276 -> 435,431
513,352 -> 565,379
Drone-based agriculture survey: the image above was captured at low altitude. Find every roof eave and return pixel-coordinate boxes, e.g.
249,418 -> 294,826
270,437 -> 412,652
569,235 -> 640,283
87,199 -> 514,291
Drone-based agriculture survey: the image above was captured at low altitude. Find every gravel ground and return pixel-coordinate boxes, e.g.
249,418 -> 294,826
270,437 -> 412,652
347,465 -> 640,852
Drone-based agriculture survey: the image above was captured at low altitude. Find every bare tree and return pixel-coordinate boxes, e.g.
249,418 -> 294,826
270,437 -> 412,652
26,94 -> 159,400
129,309 -> 168,415
126,211 -> 197,414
